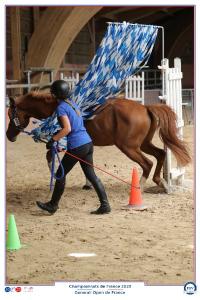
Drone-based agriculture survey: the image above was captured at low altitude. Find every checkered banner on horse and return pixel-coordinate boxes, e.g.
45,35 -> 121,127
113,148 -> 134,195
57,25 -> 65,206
31,22 -> 158,148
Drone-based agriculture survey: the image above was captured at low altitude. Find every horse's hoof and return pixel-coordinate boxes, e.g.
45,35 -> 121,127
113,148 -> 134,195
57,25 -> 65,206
159,179 -> 169,193
82,185 -> 93,190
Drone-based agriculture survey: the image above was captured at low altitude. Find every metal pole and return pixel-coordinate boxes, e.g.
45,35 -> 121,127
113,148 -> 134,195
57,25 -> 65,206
107,22 -> 163,30
161,27 -> 165,61
27,70 -> 31,92
50,70 -> 54,83
159,27 -> 165,99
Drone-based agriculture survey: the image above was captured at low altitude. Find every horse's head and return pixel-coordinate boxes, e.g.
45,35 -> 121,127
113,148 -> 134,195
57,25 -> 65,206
6,96 -> 30,142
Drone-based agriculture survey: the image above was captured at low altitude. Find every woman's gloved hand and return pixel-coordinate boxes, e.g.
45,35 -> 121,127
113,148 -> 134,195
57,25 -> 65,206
46,138 -> 57,149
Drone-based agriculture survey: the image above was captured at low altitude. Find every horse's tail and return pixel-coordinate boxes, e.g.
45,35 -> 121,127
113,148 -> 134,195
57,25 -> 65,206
146,104 -> 191,166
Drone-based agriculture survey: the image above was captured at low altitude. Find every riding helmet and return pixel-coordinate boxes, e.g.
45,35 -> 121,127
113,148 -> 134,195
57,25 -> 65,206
50,80 -> 70,99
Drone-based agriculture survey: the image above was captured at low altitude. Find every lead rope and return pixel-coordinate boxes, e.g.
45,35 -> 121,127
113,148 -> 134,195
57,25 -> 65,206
50,143 -> 65,191
16,129 -> 65,191
20,131 -> 140,190
60,148 -> 140,190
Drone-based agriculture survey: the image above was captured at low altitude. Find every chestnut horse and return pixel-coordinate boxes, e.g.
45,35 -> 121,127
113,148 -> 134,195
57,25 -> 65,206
6,92 -> 191,191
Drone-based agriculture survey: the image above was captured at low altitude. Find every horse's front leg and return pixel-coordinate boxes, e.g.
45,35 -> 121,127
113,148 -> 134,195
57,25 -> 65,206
46,150 -> 52,172
47,149 -> 92,190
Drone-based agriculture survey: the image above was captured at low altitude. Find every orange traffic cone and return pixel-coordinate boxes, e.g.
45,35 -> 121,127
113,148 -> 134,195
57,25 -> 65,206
127,168 -> 147,210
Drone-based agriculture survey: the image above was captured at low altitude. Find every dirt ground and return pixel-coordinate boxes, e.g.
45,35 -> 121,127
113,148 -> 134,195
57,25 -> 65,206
6,125 -> 194,285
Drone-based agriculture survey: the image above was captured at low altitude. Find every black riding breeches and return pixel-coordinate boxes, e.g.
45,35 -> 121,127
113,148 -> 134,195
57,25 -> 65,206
50,142 -> 108,206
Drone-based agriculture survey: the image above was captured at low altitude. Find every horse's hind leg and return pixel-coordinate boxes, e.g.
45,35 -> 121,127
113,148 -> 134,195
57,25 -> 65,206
119,145 -> 153,191
141,141 -> 168,191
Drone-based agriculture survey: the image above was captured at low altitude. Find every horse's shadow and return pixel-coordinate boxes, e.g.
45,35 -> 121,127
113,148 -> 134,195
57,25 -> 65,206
144,185 -> 167,194
102,181 -> 167,195
6,181 -> 167,217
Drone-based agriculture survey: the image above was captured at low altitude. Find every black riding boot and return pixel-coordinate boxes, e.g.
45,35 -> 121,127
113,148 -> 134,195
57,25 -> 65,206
36,179 -> 65,214
90,177 -> 111,214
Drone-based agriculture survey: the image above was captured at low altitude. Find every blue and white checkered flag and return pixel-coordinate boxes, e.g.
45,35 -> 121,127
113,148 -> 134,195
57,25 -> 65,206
31,22 -> 158,148
71,22 -> 158,117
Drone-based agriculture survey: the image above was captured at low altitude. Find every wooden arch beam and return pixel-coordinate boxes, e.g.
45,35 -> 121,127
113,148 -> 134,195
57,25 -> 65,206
168,24 -> 193,58
26,6 -> 102,81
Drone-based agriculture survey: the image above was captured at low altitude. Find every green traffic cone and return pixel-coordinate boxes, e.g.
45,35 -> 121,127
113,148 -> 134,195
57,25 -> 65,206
6,214 -> 21,251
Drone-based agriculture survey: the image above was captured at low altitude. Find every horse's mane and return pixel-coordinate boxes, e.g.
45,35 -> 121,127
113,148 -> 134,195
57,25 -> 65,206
27,91 -> 56,104
16,91 -> 56,107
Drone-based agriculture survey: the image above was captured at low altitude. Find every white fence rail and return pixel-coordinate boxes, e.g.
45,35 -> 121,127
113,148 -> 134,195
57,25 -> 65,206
125,72 -> 144,104
158,57 -> 185,191
60,73 -> 79,90
144,69 -> 162,89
